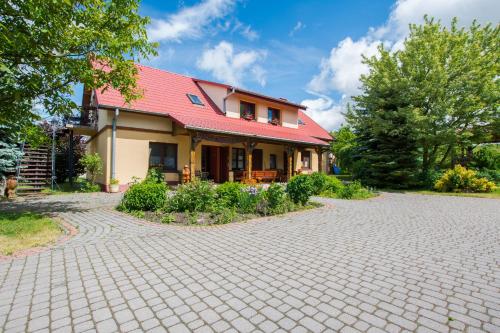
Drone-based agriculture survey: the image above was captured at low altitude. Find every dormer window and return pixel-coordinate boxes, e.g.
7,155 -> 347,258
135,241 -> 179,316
268,108 -> 280,125
187,93 -> 204,106
240,101 -> 255,120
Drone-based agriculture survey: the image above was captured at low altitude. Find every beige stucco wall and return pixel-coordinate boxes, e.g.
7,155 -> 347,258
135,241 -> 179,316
98,109 -> 173,132
197,82 -> 227,111
205,89 -> 299,128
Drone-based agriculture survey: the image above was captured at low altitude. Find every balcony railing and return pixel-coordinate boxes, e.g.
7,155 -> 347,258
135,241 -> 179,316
65,107 -> 98,128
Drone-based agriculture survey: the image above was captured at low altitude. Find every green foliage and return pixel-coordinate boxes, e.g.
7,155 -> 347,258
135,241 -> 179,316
330,125 -> 357,172
309,172 -> 330,195
161,213 -> 176,224
121,182 -> 167,211
0,0 -> 158,136
348,17 -> 499,188
337,181 -> 362,199
215,182 -> 245,208
210,207 -> 237,224
471,146 -> 500,170
145,167 -> 164,184
80,153 -> 103,185
475,169 -> 500,184
287,175 -> 313,205
434,165 -> 496,193
265,183 -> 288,214
110,178 -> 119,185
80,181 -> 101,193
0,136 -> 22,178
236,186 -> 265,214
165,180 -> 215,213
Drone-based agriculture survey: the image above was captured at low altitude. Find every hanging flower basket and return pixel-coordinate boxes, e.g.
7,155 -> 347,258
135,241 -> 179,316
242,113 -> 254,121
270,119 -> 280,125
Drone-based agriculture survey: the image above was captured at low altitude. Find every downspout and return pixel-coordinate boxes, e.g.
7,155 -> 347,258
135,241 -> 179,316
111,108 -> 119,181
223,87 -> 236,114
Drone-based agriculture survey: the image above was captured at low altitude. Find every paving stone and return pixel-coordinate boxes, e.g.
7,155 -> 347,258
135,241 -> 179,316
0,192 -> 498,333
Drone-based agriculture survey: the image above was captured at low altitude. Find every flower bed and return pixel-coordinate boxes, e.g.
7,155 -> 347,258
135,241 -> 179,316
117,174 -> 323,225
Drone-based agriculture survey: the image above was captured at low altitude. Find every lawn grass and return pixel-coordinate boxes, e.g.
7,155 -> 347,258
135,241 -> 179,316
0,212 -> 62,255
407,188 -> 500,199
41,178 -> 100,195
320,189 -> 378,200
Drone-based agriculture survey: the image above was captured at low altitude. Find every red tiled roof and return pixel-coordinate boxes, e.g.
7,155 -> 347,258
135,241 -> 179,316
94,64 -> 332,146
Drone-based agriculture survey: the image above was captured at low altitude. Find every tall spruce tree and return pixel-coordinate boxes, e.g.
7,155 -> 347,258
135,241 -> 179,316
347,47 -> 420,188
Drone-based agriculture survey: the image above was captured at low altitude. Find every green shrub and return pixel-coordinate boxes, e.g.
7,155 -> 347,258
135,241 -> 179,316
145,167 -> 164,184
161,213 -> 176,224
79,180 -> 100,192
210,207 -> 237,224
286,174 -> 313,205
121,182 -> 167,211
475,169 -> 500,184
165,180 -> 215,212
309,172 -> 330,195
434,165 -> 496,193
324,176 -> 344,193
215,182 -> 245,207
472,146 -> 500,170
337,181 -> 363,199
265,183 -> 289,214
80,153 -> 103,185
237,186 -> 264,214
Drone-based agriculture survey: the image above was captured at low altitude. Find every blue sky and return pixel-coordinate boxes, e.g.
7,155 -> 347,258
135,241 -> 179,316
75,0 -> 499,130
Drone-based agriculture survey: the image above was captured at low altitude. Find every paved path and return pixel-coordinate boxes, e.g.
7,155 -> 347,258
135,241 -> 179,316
0,193 -> 499,333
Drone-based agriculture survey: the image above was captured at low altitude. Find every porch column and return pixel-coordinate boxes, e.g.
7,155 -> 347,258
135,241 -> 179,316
286,146 -> 294,180
315,147 -> 324,173
244,141 -> 257,180
190,136 -> 201,181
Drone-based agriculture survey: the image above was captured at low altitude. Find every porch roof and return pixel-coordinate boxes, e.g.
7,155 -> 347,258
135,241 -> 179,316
94,63 -> 332,146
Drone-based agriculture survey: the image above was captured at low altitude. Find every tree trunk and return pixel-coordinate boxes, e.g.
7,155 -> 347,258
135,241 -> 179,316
438,144 -> 453,168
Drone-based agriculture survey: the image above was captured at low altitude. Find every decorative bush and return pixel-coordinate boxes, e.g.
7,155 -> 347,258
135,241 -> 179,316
309,172 -> 330,195
323,176 -> 345,193
337,181 -> 363,199
265,183 -> 290,214
237,186 -> 264,214
120,182 -> 167,211
210,207 -> 237,224
475,169 -> 500,184
434,165 -> 496,193
215,182 -> 245,207
80,153 -> 103,185
286,174 -> 313,205
165,180 -> 216,212
145,167 -> 164,184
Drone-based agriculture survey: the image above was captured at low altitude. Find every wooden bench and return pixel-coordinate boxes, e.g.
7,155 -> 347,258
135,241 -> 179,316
252,170 -> 278,183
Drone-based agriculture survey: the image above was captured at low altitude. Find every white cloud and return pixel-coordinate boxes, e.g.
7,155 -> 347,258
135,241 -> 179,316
196,41 -> 267,87
231,20 -> 259,41
289,21 -> 306,37
308,37 -> 381,97
301,92 -> 346,131
306,0 -> 499,128
148,0 -> 235,42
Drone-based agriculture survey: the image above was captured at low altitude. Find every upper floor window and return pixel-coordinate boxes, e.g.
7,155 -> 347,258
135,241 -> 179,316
268,108 -> 280,125
149,142 -> 177,172
187,93 -> 204,106
240,101 -> 256,120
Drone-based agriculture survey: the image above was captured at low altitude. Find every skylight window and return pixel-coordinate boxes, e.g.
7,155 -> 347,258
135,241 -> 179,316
187,94 -> 204,106
298,118 -> 305,125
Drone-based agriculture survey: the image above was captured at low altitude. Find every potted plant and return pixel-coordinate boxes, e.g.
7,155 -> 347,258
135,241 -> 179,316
270,118 -> 280,125
109,178 -> 120,193
242,112 -> 254,121
5,175 -> 17,199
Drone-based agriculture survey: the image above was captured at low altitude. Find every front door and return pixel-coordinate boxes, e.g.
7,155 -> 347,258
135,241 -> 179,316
252,149 -> 263,171
201,145 -> 229,183
219,147 -> 229,182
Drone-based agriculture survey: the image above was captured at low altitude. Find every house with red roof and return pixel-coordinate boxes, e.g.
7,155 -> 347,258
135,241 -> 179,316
70,64 -> 332,190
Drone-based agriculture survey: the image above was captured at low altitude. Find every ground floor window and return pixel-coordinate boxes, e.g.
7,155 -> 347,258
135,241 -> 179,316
269,154 -> 277,169
149,142 -> 177,171
232,148 -> 246,170
301,150 -> 311,169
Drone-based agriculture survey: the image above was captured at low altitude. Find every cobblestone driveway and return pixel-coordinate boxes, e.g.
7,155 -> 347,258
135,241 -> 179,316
0,193 -> 499,333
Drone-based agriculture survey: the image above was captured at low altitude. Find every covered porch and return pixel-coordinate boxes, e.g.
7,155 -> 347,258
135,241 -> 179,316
188,131 -> 330,183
